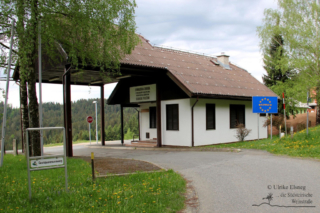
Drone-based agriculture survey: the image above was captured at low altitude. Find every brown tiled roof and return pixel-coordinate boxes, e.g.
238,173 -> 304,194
121,36 -> 278,99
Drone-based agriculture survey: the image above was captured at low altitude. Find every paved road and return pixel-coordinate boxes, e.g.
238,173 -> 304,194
45,145 -> 320,213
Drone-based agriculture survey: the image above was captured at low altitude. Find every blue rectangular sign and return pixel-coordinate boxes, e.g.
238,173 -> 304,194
252,96 -> 278,113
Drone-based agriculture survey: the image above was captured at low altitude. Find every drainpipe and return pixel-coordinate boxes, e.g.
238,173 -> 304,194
191,96 -> 199,147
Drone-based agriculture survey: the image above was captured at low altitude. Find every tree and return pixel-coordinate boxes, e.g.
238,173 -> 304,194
262,33 -> 294,87
260,31 -> 297,117
0,0 -> 139,155
258,0 -> 320,120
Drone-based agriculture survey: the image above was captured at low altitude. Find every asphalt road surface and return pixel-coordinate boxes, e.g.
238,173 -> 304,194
45,145 -> 320,213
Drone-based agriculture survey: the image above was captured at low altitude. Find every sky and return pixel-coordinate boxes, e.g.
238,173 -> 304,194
0,0 -> 278,108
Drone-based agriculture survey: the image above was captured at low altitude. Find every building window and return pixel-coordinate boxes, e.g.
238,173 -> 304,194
149,107 -> 156,128
166,104 -> 179,130
260,113 -> 266,117
230,105 -> 245,128
206,104 -> 216,130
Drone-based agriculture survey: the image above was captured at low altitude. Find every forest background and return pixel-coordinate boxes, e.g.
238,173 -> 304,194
0,98 -> 139,150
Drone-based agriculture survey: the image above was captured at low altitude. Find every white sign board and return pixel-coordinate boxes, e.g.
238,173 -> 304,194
31,157 -> 64,168
130,84 -> 156,103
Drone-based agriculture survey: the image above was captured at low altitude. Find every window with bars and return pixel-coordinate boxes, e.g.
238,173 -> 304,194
149,107 -> 156,128
230,104 -> 245,128
206,104 -> 216,130
166,104 -> 179,130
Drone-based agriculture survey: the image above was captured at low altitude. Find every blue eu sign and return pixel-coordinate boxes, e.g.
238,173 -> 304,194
252,96 -> 278,113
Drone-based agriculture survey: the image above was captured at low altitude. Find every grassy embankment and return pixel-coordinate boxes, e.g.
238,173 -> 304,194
0,155 -> 185,212
206,125 -> 320,159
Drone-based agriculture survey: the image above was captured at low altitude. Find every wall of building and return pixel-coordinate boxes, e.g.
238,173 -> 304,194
140,103 -> 157,141
193,98 -> 268,146
139,98 -> 268,146
161,99 -> 192,146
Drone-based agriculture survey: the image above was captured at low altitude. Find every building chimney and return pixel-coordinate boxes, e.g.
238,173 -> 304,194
217,52 -> 230,69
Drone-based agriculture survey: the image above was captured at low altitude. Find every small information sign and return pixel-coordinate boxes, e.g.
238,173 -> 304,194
26,127 -> 68,200
31,157 -> 64,168
130,84 -> 156,103
252,96 -> 278,113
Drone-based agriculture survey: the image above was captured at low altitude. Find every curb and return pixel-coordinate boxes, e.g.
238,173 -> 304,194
86,145 -> 241,152
97,169 -> 167,178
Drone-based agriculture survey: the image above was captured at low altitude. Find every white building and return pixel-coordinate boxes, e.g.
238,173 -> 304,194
108,36 -> 278,147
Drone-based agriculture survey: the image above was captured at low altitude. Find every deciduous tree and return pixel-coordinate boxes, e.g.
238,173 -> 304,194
0,0 -> 139,155
258,0 -> 320,121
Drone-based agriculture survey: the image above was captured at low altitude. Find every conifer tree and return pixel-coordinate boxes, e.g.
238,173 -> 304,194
258,0 -> 320,123
262,33 -> 294,87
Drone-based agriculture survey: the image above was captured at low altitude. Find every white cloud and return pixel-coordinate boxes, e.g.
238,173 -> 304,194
0,0 -> 278,108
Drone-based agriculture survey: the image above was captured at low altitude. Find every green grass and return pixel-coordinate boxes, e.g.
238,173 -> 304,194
205,125 -> 320,159
0,155 -> 186,212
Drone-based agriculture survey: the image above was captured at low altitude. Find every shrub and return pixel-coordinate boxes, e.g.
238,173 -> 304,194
296,122 -> 306,132
263,115 -> 285,129
235,123 -> 252,141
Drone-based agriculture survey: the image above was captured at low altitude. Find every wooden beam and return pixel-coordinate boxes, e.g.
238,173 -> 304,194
156,82 -> 162,147
101,85 -> 105,146
63,66 -> 73,157
120,104 -> 124,145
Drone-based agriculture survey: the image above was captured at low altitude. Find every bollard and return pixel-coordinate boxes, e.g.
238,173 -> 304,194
290,126 -> 293,139
279,125 -> 282,139
91,152 -> 95,181
13,139 -> 17,156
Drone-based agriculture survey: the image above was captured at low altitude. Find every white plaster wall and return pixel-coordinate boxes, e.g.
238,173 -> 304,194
161,99 -> 192,146
140,103 -> 157,140
193,98 -> 268,146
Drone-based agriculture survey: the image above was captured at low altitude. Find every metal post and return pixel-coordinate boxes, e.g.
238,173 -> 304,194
100,85 -> 105,145
26,130 -> 31,200
89,123 -> 91,144
257,113 -> 260,140
120,104 -> 124,145
282,93 -> 287,136
271,114 -> 273,140
63,67 -> 72,157
284,109 -> 287,136
93,101 -> 98,144
96,103 -> 98,144
38,21 -> 44,156
1,20 -> 15,167
63,128 -> 68,192
307,91 -> 309,136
